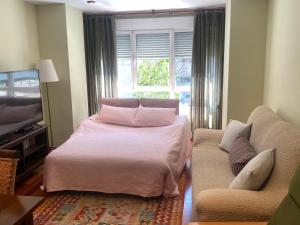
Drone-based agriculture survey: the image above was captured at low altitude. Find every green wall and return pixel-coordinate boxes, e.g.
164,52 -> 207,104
222,0 -> 269,127
37,4 -> 88,146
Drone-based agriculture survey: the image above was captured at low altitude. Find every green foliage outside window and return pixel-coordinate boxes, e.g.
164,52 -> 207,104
134,58 -> 181,99
133,91 -> 170,98
137,59 -> 169,86
132,91 -> 180,99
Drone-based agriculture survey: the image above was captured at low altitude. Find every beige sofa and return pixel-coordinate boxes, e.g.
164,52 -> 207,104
192,106 -> 300,221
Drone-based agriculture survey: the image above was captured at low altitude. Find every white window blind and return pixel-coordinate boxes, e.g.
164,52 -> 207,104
116,34 -> 131,59
174,32 -> 193,57
136,33 -> 170,58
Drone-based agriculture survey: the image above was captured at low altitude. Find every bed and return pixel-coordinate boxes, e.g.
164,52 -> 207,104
44,98 -> 192,197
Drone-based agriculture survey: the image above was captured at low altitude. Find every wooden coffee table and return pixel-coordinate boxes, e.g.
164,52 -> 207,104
188,223 -> 268,225
0,194 -> 43,225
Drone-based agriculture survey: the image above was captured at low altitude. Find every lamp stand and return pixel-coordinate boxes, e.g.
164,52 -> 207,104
46,82 -> 54,147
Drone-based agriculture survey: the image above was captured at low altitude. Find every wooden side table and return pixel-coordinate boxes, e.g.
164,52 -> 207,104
0,194 -> 43,225
188,223 -> 268,225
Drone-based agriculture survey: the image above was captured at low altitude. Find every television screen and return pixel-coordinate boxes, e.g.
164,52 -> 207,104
0,70 -> 43,140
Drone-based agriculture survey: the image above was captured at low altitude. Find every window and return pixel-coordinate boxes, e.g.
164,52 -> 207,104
117,30 -> 193,115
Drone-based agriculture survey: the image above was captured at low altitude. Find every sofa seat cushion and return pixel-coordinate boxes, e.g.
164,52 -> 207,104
247,106 -> 300,190
192,129 -> 233,194
192,139 -> 235,220
195,188 -> 286,221
192,145 -> 234,191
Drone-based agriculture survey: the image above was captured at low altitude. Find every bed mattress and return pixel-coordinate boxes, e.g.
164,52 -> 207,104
44,115 -> 192,197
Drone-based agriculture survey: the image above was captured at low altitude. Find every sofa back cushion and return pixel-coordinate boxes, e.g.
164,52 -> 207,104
247,106 -> 300,190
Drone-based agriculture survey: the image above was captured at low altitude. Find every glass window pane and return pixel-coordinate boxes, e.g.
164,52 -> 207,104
136,33 -> 170,87
174,32 -> 193,87
174,32 -> 193,116
137,59 -> 169,87
132,91 -> 170,99
175,57 -> 192,86
116,33 -> 132,97
117,59 -> 132,97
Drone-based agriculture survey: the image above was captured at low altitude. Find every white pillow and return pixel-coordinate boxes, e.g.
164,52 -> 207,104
97,105 -> 176,127
229,148 -> 275,190
220,120 -> 252,152
98,104 -> 138,126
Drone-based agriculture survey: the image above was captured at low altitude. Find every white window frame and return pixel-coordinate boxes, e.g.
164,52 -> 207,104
116,28 -> 193,97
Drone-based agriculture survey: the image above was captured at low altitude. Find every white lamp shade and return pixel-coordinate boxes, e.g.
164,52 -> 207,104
38,59 -> 59,83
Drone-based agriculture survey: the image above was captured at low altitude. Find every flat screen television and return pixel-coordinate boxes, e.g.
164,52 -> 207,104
0,69 -> 43,143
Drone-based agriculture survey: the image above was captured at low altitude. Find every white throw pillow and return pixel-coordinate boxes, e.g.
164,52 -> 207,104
219,120 -> 252,152
229,148 -> 275,190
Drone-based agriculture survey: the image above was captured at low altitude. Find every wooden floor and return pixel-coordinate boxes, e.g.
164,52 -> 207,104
15,164 -> 193,224
15,166 -> 46,197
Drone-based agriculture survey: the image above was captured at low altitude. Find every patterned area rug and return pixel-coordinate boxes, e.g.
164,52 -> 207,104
34,173 -> 187,225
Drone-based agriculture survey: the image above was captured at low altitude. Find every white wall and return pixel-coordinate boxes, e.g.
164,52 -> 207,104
116,16 -> 194,31
264,0 -> 300,127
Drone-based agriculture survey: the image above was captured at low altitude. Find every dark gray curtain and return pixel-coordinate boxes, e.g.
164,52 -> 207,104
84,15 -> 117,115
190,9 -> 225,130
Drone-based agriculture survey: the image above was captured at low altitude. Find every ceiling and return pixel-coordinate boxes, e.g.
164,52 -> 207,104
25,0 -> 226,13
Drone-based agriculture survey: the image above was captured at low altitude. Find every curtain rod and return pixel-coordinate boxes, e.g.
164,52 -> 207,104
84,6 -> 225,18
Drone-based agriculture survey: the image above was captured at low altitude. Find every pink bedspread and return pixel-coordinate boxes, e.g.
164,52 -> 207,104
44,115 -> 192,197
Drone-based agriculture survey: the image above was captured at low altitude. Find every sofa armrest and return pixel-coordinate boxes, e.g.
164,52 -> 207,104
195,188 -> 287,221
193,129 -> 224,146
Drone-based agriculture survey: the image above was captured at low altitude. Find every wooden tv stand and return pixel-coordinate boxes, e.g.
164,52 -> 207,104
0,125 -> 49,183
